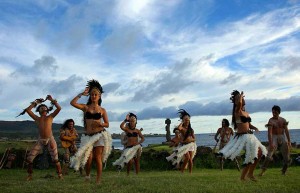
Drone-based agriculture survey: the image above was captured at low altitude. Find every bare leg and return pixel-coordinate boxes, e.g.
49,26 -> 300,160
220,158 -> 224,171
54,160 -> 63,180
134,157 -> 140,174
94,146 -> 103,184
181,153 -> 190,173
26,162 -> 33,181
241,165 -> 250,181
127,159 -> 133,175
85,150 -> 93,181
247,148 -> 262,181
188,151 -> 193,173
26,142 -> 42,181
234,158 -> 240,171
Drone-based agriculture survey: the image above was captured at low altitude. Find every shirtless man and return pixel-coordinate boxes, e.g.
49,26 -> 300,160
260,105 -> 291,176
25,95 -> 62,180
214,119 -> 234,149
214,119 -> 234,170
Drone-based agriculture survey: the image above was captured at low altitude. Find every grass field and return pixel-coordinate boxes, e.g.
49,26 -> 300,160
0,167 -> 300,193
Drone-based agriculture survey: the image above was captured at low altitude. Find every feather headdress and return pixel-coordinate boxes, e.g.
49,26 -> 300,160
86,79 -> 104,94
177,109 -> 190,120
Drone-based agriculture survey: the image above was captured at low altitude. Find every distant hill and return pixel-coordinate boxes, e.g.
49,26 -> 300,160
0,120 -> 165,139
0,120 -> 84,139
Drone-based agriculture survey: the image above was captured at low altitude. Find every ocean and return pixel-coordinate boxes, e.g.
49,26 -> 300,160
112,129 -> 300,149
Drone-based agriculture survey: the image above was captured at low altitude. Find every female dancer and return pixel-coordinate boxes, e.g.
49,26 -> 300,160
218,90 -> 267,181
70,79 -> 112,184
113,113 -> 144,175
166,127 -> 182,169
167,109 -> 197,173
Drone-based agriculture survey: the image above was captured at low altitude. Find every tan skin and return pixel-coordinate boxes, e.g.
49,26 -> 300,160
214,122 -> 234,146
267,109 -> 291,151
178,115 -> 195,173
25,95 -> 61,179
169,131 -> 181,148
60,122 -> 78,144
70,87 -> 109,184
120,114 -> 144,175
26,95 -> 61,139
234,92 -> 261,181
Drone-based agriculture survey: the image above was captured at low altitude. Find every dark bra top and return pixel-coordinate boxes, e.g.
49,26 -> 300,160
240,116 -> 251,123
127,132 -> 138,138
85,112 -> 102,120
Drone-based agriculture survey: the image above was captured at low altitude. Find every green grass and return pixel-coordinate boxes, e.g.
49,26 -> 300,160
144,144 -> 171,152
0,167 -> 300,193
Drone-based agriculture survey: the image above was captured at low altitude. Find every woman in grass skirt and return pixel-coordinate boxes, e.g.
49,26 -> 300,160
218,90 -> 267,181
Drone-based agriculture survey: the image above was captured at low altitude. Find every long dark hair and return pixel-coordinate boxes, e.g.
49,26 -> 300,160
222,118 -> 230,127
62,119 -> 75,130
178,109 -> 193,140
83,79 -> 104,128
230,90 -> 240,130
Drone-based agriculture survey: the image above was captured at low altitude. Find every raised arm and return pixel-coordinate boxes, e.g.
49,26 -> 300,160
234,91 -> 244,113
120,114 -> 129,131
25,100 -> 40,121
70,88 -> 89,111
47,95 -> 61,118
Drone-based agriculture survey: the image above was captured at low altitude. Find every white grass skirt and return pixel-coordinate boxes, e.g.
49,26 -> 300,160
112,144 -> 142,169
70,131 -> 112,171
219,133 -> 267,165
166,142 -> 197,165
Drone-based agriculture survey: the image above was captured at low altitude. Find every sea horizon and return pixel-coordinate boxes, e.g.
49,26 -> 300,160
112,128 -> 300,150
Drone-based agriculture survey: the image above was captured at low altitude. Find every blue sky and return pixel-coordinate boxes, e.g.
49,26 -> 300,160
1,0 -> 300,128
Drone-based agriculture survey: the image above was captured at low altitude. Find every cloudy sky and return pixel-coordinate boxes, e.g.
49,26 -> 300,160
1,0 -> 300,133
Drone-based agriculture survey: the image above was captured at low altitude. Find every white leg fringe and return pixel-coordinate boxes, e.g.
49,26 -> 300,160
70,131 -> 112,171
166,142 -> 197,166
112,144 -> 142,169
219,134 -> 267,165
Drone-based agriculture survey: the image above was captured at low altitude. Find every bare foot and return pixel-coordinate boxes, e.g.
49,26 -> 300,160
248,176 -> 257,182
240,178 -> 246,181
26,175 -> 32,181
58,174 -> 64,180
85,175 -> 91,183
259,169 -> 266,176
96,179 -> 102,185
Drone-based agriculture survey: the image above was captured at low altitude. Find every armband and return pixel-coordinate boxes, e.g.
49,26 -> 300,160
51,99 -> 57,105
31,101 -> 38,107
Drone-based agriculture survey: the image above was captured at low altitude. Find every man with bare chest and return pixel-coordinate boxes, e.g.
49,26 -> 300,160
260,105 -> 291,176
25,95 -> 63,180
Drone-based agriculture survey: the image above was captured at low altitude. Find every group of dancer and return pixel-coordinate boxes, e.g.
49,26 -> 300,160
21,79 -> 292,183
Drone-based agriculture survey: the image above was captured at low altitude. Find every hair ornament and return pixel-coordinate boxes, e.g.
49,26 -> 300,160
86,79 -> 104,94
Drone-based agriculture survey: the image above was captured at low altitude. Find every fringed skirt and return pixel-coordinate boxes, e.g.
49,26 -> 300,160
166,142 -> 197,165
219,133 -> 267,165
70,130 -> 112,171
112,144 -> 142,169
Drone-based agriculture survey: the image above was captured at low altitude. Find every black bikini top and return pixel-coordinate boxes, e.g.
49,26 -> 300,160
127,132 -> 138,137
85,112 -> 102,120
240,116 -> 251,123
